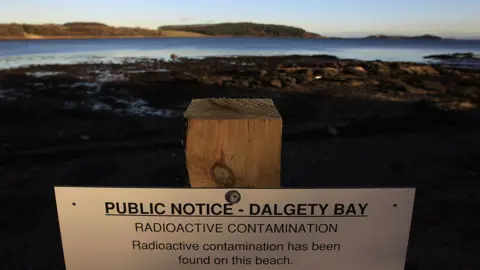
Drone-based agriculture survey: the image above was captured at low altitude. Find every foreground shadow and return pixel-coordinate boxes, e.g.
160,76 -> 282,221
1,76 -> 480,270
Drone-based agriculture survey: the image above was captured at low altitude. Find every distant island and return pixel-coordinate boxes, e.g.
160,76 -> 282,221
0,22 -> 325,40
365,34 -> 443,40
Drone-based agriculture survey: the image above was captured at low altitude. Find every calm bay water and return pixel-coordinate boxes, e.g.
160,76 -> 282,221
1,37 -> 480,69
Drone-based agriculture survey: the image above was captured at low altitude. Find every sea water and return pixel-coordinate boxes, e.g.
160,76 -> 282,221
1,37 -> 480,69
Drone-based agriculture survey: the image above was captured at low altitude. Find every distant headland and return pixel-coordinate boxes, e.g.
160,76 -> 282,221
157,22 -> 325,38
0,22 -> 448,40
0,22 -> 163,40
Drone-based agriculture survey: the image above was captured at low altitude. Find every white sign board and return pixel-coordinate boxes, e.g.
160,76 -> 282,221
55,187 -> 415,270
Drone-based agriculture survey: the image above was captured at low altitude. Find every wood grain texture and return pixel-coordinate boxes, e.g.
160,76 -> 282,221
183,98 -> 281,119
184,98 -> 282,188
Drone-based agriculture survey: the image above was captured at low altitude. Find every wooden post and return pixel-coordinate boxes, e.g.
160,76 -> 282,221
184,98 -> 282,188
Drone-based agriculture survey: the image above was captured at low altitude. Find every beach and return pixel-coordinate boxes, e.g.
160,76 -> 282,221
1,44 -> 480,270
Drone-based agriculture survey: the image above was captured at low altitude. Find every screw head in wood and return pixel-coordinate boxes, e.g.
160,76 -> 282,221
225,190 -> 241,204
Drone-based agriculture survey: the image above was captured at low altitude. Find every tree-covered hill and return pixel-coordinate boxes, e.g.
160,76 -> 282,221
159,22 -> 325,38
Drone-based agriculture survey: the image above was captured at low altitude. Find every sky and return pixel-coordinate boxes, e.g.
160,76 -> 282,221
1,0 -> 480,38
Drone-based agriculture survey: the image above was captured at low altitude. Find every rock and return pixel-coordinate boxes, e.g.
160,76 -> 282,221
327,125 -> 338,136
346,80 -> 365,87
436,101 -> 478,110
372,61 -> 389,70
455,76 -> 478,86
294,74 -> 310,84
278,72 -> 288,79
199,75 -> 209,82
270,78 -> 282,88
370,62 -> 390,76
206,75 -> 233,85
223,81 -> 235,88
400,83 -> 428,94
400,65 -> 440,76
376,68 -> 391,76
334,61 -> 348,68
392,80 -> 426,94
174,72 -> 196,81
395,83 -> 408,91
344,66 -> 368,76
422,81 -> 446,93
235,78 -> 250,88
281,76 -> 296,87
366,79 -> 380,86
463,86 -> 480,97
117,89 -> 131,96
389,62 -> 402,69
240,69 -> 268,78
319,67 -> 340,77
259,76 -> 271,85
437,67 -> 461,76
293,68 -> 314,81
245,76 -> 257,84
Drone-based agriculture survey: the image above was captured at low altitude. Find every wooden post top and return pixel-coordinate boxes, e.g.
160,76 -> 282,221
184,98 -> 282,120
184,98 -> 283,188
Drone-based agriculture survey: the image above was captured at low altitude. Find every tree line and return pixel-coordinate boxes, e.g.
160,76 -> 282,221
159,22 -> 321,37
0,23 -> 163,37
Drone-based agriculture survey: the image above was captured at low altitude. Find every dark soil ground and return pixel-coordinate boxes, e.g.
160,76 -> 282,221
0,55 -> 479,270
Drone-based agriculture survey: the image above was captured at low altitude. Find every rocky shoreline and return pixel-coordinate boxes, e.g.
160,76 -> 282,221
1,55 -> 479,270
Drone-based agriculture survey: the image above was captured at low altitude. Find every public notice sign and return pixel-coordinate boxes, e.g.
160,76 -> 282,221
55,187 -> 415,270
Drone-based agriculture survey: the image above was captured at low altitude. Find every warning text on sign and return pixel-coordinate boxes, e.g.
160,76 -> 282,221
54,187 -> 415,270
104,202 -> 369,217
